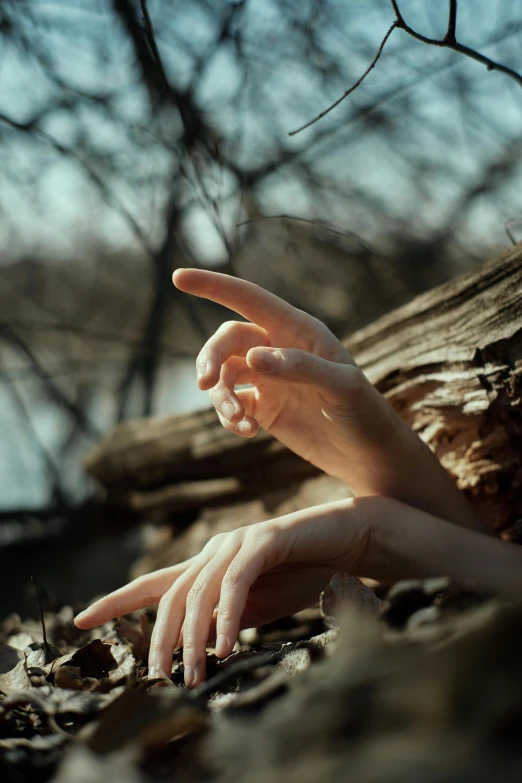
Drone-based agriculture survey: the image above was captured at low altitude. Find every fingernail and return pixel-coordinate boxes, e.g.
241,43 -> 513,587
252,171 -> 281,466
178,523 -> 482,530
221,401 -> 236,420
237,420 -> 251,435
148,665 -> 160,680
197,358 -> 208,380
215,634 -> 229,658
74,610 -> 87,622
184,664 -> 194,688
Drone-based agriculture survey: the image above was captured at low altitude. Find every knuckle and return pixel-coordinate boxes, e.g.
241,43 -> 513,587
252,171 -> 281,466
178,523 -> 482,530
217,606 -> 234,624
346,366 -> 367,393
211,532 -> 228,547
222,568 -> 241,592
186,581 -> 206,608
244,526 -> 273,553
320,337 -> 350,364
202,532 -> 227,555
258,521 -> 278,541
181,641 -> 196,658
209,384 -> 226,405
299,313 -> 327,340
291,350 -> 312,373
309,315 -> 328,333
228,527 -> 247,547
243,525 -> 260,544
157,588 -> 175,612
324,348 -> 347,364
217,320 -> 239,338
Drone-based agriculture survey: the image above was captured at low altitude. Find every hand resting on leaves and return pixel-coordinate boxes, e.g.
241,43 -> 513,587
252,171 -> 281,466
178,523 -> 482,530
75,270 -> 521,688
75,496 -> 522,687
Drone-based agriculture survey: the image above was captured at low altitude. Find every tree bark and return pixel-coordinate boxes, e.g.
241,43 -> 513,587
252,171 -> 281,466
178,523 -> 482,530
86,242 -> 522,539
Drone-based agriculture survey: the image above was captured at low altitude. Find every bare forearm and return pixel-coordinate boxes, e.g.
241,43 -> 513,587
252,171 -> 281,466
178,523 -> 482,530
346,381 -> 489,536
173,268 -> 486,537
351,495 -> 522,591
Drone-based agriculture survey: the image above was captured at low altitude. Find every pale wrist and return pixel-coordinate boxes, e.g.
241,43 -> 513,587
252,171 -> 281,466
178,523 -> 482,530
351,496 -> 522,590
342,407 -> 488,534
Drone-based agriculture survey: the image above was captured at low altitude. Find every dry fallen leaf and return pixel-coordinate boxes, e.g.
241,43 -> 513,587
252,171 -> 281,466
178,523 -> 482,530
114,614 -> 152,665
48,639 -> 118,681
320,573 -> 381,628
109,644 -> 136,683
88,689 -> 208,753
0,643 -> 31,693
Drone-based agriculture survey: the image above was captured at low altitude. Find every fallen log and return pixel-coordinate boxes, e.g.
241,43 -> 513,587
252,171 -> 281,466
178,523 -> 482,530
86,242 -> 522,539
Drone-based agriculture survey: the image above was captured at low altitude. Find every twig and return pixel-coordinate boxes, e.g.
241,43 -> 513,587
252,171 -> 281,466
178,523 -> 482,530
192,649 -> 284,700
4,372 -> 64,502
291,1 -> 522,137
139,0 -> 170,94
31,576 -> 52,665
390,0 -> 522,88
0,113 -> 152,256
0,324 -> 100,438
445,0 -> 458,44
236,214 -> 375,253
289,22 -> 397,136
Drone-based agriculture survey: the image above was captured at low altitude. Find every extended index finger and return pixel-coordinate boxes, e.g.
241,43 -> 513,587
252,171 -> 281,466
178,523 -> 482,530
172,268 -> 310,332
74,563 -> 192,629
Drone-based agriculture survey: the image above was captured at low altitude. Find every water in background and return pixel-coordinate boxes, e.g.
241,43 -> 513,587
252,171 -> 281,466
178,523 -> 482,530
0,358 -> 210,510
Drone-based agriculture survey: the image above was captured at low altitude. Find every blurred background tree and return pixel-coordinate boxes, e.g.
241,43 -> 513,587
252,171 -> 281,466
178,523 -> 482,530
0,0 -> 521,549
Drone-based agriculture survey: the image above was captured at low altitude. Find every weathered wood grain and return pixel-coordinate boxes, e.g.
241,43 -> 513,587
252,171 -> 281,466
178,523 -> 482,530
86,242 -> 522,537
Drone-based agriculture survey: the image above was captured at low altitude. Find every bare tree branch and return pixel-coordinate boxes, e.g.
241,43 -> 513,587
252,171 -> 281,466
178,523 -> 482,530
288,22 -> 398,136
5,375 -> 65,506
390,0 -> 522,88
445,0 -> 458,44
236,214 -> 375,253
291,0 -> 520,137
2,0 -> 522,518
0,324 -> 100,438
0,112 -> 153,255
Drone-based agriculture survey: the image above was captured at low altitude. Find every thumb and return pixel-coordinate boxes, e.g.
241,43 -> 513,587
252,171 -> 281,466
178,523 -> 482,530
246,347 -> 365,397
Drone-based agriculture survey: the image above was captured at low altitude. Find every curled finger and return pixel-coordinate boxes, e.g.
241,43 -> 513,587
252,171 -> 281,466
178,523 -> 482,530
182,537 -> 244,687
197,321 -> 270,390
215,535 -> 274,659
148,557 -> 211,681
210,358 -> 258,435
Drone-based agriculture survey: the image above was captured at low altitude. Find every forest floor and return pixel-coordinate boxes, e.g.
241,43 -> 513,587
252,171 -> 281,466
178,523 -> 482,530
2,572 -> 522,783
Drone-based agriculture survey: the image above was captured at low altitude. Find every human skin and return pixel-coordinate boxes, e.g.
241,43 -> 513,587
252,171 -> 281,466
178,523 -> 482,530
172,269 -> 486,531
75,496 -> 522,687
75,269 -> 510,688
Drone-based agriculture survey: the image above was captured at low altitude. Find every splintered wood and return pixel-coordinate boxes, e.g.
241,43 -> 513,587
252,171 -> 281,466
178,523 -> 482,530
86,243 -> 522,539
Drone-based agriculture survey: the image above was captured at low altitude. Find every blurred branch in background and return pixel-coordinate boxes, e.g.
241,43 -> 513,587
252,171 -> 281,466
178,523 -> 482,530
0,0 -> 521,533
390,0 -> 522,86
289,21 -> 398,135
291,0 -> 522,136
